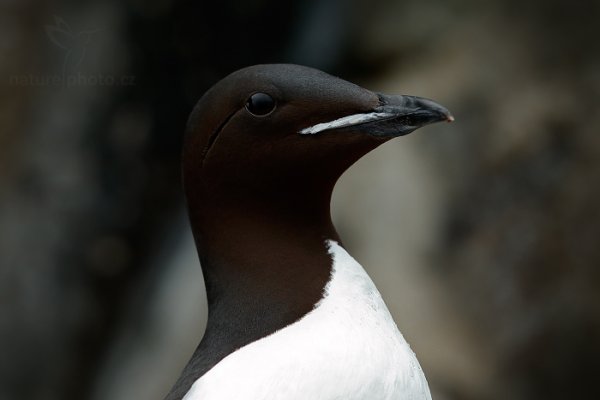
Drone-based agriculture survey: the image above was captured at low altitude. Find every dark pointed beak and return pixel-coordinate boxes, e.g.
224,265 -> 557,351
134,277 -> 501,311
299,92 -> 453,136
363,94 -> 454,137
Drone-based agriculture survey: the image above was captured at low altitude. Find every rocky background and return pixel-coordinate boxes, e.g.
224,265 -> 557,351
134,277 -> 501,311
1,0 -> 599,399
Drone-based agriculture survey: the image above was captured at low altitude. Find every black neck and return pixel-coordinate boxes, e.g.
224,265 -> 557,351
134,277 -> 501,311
165,190 -> 337,400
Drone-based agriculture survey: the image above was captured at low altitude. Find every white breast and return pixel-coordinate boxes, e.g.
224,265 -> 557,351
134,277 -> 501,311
183,240 -> 432,400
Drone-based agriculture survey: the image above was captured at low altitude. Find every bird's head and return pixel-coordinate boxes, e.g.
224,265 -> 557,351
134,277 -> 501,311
183,64 -> 453,214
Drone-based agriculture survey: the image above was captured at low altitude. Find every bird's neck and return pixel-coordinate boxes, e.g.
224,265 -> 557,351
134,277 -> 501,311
167,187 -> 338,399
193,183 -> 340,303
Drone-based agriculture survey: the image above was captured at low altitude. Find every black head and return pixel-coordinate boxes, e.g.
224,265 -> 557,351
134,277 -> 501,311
183,64 -> 452,220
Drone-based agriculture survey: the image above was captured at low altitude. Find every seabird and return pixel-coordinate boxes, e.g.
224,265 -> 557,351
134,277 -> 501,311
168,64 -> 453,400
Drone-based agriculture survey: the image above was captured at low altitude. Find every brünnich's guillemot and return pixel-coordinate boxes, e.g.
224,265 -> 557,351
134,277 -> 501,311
167,64 -> 453,400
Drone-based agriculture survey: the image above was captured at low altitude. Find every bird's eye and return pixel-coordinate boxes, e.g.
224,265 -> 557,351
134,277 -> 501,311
245,92 -> 276,116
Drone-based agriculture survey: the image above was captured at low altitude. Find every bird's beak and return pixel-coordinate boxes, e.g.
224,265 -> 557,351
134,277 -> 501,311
299,94 -> 453,137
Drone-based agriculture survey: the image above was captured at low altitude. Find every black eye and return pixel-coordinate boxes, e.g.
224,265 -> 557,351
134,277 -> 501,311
245,92 -> 276,116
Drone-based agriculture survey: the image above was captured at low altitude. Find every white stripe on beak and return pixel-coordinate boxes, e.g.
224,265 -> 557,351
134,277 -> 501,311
299,112 -> 394,135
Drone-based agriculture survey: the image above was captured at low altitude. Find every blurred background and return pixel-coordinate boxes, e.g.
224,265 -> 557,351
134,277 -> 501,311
1,0 -> 599,399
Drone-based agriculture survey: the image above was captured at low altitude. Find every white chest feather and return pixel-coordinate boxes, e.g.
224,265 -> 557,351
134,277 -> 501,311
183,241 -> 432,400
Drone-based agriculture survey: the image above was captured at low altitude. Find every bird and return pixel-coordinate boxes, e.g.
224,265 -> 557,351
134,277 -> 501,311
167,64 -> 453,400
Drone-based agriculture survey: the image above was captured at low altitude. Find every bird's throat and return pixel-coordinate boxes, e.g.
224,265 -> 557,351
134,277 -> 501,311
166,190 -> 337,400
